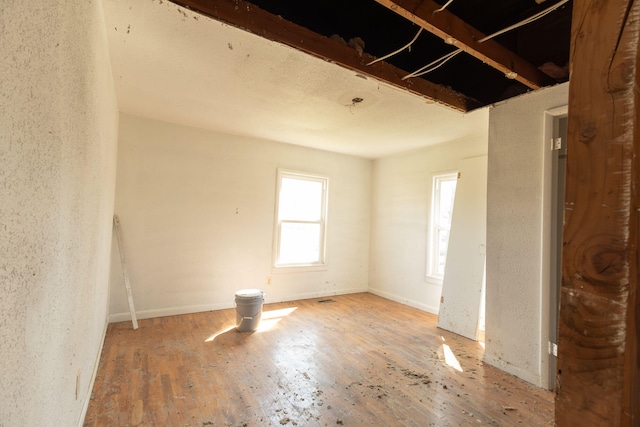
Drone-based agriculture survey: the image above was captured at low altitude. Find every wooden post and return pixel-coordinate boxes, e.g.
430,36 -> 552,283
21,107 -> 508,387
556,1 -> 639,426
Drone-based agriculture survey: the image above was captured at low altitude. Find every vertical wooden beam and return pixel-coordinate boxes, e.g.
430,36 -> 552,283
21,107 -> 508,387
556,0 -> 640,426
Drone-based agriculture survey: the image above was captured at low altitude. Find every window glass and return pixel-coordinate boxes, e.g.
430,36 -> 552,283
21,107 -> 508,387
274,170 -> 328,268
428,172 -> 457,281
278,178 -> 323,221
279,223 -> 322,264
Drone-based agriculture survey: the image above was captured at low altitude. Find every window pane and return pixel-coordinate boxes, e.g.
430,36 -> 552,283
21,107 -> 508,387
278,177 -> 323,221
436,228 -> 450,275
428,172 -> 457,279
438,179 -> 457,227
279,223 -> 321,264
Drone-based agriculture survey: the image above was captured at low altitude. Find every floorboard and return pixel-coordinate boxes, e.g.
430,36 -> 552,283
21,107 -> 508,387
84,293 -> 553,426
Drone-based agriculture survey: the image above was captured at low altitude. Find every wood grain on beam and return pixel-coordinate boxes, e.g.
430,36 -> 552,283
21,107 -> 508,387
169,0 -> 478,112
374,0 -> 553,90
556,0 -> 639,426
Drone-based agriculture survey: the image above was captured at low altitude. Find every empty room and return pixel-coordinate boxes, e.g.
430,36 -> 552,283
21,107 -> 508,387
2,0 -> 637,426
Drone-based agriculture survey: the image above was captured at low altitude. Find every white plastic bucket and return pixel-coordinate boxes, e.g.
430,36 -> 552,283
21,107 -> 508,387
234,289 -> 265,332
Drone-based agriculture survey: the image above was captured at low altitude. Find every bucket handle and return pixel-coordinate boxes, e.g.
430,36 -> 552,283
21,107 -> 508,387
235,301 -> 263,320
237,307 -> 263,320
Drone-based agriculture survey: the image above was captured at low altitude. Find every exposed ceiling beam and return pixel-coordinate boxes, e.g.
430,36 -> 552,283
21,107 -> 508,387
169,0 -> 479,112
373,0 -> 554,90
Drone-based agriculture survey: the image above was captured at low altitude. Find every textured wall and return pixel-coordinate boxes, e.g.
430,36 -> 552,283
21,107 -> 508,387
485,83 -> 568,386
368,118 -> 488,314
109,114 -> 371,320
0,1 -> 118,425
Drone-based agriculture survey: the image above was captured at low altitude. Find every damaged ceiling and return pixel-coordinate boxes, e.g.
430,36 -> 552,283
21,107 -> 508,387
103,0 -> 570,158
170,0 -> 572,111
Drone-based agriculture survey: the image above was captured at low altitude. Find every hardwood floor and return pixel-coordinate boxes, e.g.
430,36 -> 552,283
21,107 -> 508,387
84,293 -> 554,426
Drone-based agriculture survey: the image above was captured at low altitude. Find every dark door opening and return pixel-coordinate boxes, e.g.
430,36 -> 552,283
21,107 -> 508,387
549,115 -> 567,390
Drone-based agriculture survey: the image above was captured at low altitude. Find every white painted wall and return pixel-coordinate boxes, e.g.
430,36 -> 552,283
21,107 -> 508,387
110,114 -> 371,320
485,82 -> 569,386
0,1 -> 119,425
368,114 -> 489,314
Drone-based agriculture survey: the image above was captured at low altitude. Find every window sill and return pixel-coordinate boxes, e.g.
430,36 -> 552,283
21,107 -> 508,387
273,263 -> 329,274
425,276 -> 443,286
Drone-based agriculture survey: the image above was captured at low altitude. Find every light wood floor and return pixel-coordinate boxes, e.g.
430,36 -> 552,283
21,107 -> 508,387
84,293 -> 554,426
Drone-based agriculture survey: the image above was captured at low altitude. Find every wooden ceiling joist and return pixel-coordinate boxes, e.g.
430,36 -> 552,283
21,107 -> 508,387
373,0 -> 554,90
170,0 -> 479,112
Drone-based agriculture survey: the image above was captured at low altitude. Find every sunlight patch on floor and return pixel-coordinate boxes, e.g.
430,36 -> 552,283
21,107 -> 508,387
205,307 -> 298,339
442,343 -> 464,372
439,335 -> 463,372
256,307 -> 297,332
261,307 -> 297,320
205,325 -> 235,342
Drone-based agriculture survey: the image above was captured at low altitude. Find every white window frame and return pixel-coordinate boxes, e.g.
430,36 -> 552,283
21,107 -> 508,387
426,171 -> 458,284
273,169 -> 329,271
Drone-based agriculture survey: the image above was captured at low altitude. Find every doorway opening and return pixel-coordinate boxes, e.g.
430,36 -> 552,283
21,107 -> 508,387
541,106 -> 568,391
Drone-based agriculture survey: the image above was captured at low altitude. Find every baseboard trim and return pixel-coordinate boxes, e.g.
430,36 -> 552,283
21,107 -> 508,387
108,287 -> 369,323
265,287 -> 368,305
482,352 -> 541,387
109,302 -> 231,323
367,288 -> 440,315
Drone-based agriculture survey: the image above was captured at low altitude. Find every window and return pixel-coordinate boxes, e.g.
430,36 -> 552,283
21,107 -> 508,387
427,172 -> 458,282
273,170 -> 328,269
